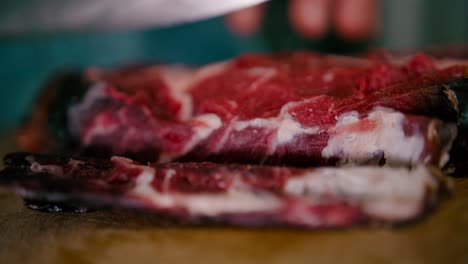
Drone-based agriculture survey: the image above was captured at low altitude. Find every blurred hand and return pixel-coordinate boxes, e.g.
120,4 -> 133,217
225,0 -> 379,40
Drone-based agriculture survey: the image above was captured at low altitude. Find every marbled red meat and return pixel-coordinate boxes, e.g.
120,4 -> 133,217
0,153 -> 450,228
65,52 -> 465,167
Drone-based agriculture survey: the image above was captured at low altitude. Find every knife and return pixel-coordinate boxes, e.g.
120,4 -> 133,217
0,0 -> 268,34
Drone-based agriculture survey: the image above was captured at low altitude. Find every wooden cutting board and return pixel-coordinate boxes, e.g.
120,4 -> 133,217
0,134 -> 467,264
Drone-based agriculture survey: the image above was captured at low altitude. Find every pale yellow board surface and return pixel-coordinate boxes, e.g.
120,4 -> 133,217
0,135 -> 467,264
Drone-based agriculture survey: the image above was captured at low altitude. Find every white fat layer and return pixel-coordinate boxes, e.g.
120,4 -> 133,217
191,114 -> 223,140
322,107 -> 425,166
112,157 -> 281,216
284,166 -> 438,221
232,118 -> 276,131
68,82 -> 108,138
177,176 -> 281,216
156,61 -> 230,121
230,100 -> 320,152
277,118 -> 319,144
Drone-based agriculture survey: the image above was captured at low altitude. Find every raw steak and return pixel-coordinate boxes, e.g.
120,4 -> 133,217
0,152 -> 450,228
16,52 -> 466,167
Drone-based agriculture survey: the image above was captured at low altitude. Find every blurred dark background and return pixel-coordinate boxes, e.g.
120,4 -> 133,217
0,0 -> 467,130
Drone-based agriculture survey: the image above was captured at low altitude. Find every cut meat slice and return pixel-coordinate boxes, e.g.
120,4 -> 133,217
85,52 -> 464,123
67,80 -> 459,167
16,52 -> 467,167
0,153 -> 450,228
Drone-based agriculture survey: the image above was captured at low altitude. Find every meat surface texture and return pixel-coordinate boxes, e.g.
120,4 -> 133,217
60,52 -> 465,167
0,153 -> 450,228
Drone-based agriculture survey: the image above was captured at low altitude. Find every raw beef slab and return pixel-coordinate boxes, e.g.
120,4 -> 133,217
17,52 -> 466,167
0,152 -> 450,228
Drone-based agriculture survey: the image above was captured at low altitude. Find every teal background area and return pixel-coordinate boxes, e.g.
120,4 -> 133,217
0,0 -> 467,130
0,18 -> 269,130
